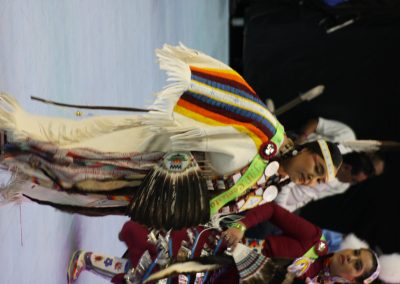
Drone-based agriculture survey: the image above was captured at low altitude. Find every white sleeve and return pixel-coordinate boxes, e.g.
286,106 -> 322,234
315,117 -> 356,142
305,117 -> 357,154
275,180 -> 351,212
1,93 -> 140,146
275,182 -> 317,212
311,180 -> 351,200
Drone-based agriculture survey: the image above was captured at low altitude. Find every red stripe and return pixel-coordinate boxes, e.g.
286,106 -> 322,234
177,98 -> 269,143
181,92 -> 274,139
190,67 -> 259,98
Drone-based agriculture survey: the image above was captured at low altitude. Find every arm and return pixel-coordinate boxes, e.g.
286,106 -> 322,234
241,202 -> 320,242
296,118 -> 319,144
310,180 -> 350,201
222,202 -> 321,248
274,183 -> 316,212
312,117 -> 356,142
296,117 -> 356,145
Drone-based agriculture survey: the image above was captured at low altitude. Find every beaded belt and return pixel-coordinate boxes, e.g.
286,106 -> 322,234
207,160 -> 280,214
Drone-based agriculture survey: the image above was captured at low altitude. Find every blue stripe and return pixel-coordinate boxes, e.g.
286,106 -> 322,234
191,74 -> 266,107
185,91 -> 277,135
166,238 -> 173,284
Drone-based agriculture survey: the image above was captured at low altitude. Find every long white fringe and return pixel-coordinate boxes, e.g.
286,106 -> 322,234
143,43 -> 232,129
0,167 -> 30,205
142,44 -> 192,127
0,93 -> 141,145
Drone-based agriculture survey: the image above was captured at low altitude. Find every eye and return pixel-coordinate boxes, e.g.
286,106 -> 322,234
354,260 -> 363,272
315,163 -> 325,176
354,249 -> 361,256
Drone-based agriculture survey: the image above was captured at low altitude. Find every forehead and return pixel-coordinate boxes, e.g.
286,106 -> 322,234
312,153 -> 328,172
313,153 -> 325,165
300,150 -> 323,162
298,150 -> 327,171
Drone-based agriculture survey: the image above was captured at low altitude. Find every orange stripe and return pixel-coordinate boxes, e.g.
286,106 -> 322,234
190,65 -> 256,95
175,103 -> 263,148
176,99 -> 269,143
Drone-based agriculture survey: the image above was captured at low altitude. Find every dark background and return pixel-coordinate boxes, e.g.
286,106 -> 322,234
229,0 -> 400,254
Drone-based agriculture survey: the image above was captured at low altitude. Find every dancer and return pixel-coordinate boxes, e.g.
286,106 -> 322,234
0,44 -> 341,229
67,202 -> 380,284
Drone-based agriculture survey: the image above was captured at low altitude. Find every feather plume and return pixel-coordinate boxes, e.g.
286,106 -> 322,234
339,233 -> 369,250
142,255 -> 233,284
341,140 -> 400,152
379,254 -> 400,283
127,152 -> 209,230
299,85 -> 325,101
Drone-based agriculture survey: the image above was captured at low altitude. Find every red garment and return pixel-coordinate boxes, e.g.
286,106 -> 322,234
219,202 -> 325,282
112,221 -> 223,284
241,202 -> 322,259
113,202 -> 325,283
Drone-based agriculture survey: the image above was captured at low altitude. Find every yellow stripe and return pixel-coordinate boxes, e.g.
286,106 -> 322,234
194,67 -> 238,75
174,105 -> 263,148
191,79 -> 278,129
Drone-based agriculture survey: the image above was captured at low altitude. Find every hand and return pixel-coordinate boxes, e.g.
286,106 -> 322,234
221,227 -> 244,249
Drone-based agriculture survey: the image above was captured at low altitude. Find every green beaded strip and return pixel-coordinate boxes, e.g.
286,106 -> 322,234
210,154 -> 267,215
229,222 -> 247,232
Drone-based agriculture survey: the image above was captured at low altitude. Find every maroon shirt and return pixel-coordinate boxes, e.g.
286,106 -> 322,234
241,202 -> 322,258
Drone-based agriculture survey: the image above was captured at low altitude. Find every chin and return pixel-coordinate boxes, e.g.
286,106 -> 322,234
293,177 -> 304,185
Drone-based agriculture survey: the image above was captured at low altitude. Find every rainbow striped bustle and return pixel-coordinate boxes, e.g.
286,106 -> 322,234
174,66 -> 283,150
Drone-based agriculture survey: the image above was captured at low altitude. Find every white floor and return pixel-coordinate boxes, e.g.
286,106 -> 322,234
0,1 -> 228,283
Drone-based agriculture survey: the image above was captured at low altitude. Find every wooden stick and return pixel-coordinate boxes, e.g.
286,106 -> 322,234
274,85 -> 324,116
31,96 -> 154,112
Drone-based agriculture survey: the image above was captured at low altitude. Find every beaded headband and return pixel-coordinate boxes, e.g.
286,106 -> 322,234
317,140 -> 335,182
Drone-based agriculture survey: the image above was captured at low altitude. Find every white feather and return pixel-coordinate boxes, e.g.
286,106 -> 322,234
340,140 -> 382,152
379,254 -> 400,283
143,261 -> 220,283
339,233 -> 369,250
300,85 -> 325,101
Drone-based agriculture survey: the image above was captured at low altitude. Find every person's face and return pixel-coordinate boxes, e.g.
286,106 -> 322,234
373,159 -> 385,176
329,249 -> 374,282
284,149 -> 333,186
337,164 -> 368,184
